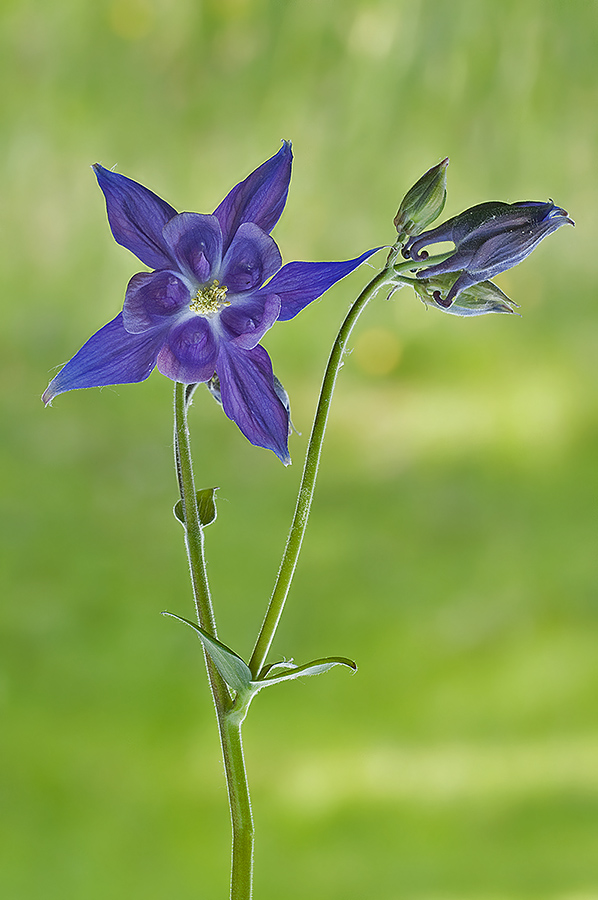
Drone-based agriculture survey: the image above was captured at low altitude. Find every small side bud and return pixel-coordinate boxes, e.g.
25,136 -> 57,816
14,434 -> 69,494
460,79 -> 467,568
393,158 -> 449,242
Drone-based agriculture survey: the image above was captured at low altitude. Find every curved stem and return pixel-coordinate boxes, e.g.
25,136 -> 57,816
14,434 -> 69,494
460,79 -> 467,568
174,383 -> 254,899
248,267 -> 395,677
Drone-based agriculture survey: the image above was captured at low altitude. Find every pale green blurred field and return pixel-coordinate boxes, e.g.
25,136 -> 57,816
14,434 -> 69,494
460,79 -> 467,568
1,1 -> 597,898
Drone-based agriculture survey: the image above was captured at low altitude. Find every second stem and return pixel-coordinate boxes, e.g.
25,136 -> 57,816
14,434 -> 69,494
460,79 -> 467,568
249,266 -> 396,677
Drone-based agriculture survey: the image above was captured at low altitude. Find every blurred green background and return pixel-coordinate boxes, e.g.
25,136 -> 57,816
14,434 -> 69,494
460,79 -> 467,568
1,0 -> 596,897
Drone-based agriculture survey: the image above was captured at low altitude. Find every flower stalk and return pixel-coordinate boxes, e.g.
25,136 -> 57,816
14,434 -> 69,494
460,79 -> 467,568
249,266 -> 395,677
174,381 -> 254,900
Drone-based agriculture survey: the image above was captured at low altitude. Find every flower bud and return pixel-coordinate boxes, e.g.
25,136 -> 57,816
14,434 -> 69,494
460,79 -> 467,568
402,199 -> 574,309
393,158 -> 449,241
410,272 -> 519,317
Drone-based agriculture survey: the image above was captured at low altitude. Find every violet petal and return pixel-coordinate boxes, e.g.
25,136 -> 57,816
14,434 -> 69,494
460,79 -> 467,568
213,142 -> 293,253
220,222 -> 282,294
216,343 -> 290,464
219,293 -> 281,350
123,271 -> 190,334
163,213 -> 223,284
156,316 -> 219,383
42,313 -> 164,404
260,249 -> 381,321
93,165 -> 178,270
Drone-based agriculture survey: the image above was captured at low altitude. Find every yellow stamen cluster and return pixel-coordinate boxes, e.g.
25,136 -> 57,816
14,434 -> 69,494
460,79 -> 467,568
189,280 -> 230,317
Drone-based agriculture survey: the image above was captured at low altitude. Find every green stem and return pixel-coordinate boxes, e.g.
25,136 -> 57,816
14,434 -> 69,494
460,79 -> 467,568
248,266 -> 395,677
174,387 -> 218,634
174,383 -> 254,900
173,251 -> 438,891
219,703 -> 254,900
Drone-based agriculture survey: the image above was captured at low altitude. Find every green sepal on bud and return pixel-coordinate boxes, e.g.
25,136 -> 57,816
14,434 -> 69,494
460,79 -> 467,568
394,158 -> 449,243
410,272 -> 520,317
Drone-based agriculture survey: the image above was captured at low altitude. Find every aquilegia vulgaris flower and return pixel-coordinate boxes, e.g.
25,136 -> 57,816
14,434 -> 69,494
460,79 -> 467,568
43,143 -> 378,463
402,200 -> 574,309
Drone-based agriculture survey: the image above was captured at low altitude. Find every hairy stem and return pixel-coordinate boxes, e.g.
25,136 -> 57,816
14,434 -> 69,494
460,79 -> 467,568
174,382 -> 254,899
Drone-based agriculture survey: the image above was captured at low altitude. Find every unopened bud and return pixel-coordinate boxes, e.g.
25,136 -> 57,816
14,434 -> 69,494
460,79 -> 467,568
393,158 -> 449,241
402,199 -> 573,308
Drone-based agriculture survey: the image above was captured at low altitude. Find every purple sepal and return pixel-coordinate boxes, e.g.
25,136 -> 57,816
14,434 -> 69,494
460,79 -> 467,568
213,142 -> 293,253
216,344 -> 291,464
93,165 -> 178,270
262,248 -> 382,321
42,314 -> 164,404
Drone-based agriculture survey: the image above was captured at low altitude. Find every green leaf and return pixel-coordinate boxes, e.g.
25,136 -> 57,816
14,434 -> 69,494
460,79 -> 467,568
173,487 -> 219,527
162,611 -> 251,694
255,656 -> 357,689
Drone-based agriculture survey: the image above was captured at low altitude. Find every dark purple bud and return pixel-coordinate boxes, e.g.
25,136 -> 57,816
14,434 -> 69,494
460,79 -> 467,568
402,200 -> 573,307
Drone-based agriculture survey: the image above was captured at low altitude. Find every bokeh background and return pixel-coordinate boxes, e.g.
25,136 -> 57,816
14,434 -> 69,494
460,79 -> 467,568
1,0 -> 596,897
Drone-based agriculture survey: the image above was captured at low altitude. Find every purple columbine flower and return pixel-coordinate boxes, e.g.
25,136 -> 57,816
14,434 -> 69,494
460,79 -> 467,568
43,143 -> 379,463
401,200 -> 574,308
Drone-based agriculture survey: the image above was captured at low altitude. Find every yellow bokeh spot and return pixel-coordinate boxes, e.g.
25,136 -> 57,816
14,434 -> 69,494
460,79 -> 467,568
353,327 -> 402,377
108,0 -> 154,41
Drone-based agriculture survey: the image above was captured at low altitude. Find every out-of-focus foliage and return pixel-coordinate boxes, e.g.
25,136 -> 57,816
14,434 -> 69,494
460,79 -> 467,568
1,1 -> 596,898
